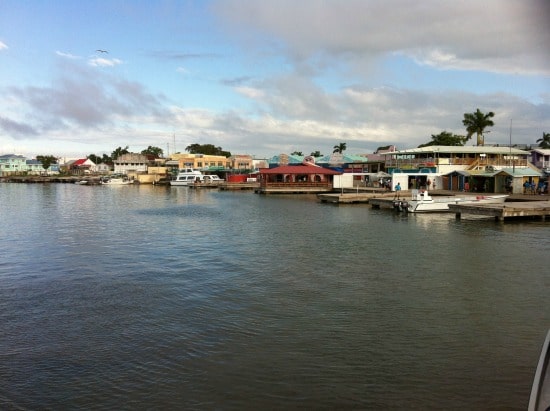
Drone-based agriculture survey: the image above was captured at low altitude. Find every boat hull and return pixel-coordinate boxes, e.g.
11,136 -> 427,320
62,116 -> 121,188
407,193 -> 508,213
529,330 -> 550,411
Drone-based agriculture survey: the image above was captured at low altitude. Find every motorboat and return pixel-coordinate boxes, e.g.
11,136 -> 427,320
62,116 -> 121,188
195,174 -> 224,187
170,168 -> 204,186
100,175 -> 134,185
75,180 -> 88,185
529,329 -> 550,411
406,189 -> 508,213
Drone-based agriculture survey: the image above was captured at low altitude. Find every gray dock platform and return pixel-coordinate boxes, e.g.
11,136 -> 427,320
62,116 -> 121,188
448,201 -> 550,221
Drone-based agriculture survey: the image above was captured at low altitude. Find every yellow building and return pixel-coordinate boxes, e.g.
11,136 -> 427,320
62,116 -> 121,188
169,153 -> 255,171
170,153 -> 231,170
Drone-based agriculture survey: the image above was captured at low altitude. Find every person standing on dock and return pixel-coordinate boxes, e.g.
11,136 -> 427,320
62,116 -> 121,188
394,182 -> 401,199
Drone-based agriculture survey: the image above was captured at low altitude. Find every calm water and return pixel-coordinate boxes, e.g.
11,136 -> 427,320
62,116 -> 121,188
1,183 -> 549,410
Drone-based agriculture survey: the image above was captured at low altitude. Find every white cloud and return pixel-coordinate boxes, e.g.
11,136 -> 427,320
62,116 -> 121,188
56,51 -> 80,60
213,0 -> 550,75
0,41 -> 7,50
88,57 -> 123,67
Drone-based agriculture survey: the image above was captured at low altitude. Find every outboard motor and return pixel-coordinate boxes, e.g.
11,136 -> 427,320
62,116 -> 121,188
393,200 -> 408,212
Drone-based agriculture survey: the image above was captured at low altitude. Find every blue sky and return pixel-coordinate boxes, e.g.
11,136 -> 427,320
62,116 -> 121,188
1,0 -> 549,159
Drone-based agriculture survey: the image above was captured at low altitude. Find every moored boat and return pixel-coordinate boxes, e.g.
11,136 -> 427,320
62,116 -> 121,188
170,168 -> 204,186
406,189 -> 508,213
529,329 -> 550,411
100,175 -> 134,185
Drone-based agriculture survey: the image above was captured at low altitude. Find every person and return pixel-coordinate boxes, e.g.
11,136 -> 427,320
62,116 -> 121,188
394,182 -> 401,199
464,181 -> 470,192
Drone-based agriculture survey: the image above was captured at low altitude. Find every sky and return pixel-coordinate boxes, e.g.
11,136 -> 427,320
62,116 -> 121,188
1,0 -> 549,159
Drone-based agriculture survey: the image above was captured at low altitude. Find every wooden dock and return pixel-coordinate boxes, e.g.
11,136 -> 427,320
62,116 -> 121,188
318,191 -> 397,204
448,201 -> 550,221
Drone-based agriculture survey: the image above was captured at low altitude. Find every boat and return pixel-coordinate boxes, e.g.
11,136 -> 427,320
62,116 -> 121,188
191,174 -> 225,188
170,168 -> 204,186
405,189 -> 508,213
75,180 -> 88,185
100,175 -> 134,185
529,329 -> 550,411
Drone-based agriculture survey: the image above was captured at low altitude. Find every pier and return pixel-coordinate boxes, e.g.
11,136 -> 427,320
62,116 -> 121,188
448,201 -> 550,221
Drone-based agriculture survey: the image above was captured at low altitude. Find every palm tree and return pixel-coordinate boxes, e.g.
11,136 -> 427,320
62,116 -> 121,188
332,142 -> 347,154
462,109 -> 495,146
537,132 -> 550,149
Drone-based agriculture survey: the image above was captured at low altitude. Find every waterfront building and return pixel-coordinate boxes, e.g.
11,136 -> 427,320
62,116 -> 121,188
257,164 -> 341,194
170,153 -> 232,171
0,154 -> 28,176
384,145 -> 541,194
113,153 -> 148,174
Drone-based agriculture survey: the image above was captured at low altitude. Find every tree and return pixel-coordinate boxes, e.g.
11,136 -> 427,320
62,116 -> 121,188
291,151 -> 303,156
87,154 -> 102,164
111,146 -> 129,160
310,150 -> 323,157
141,146 -> 164,157
332,142 -> 347,154
185,143 -> 231,157
462,108 -> 495,146
418,131 -> 467,147
36,155 -> 58,171
537,132 -> 550,149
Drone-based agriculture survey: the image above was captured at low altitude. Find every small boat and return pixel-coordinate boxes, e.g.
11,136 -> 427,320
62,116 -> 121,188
75,180 -> 88,185
529,329 -> 550,411
192,174 -> 225,187
100,175 -> 134,185
406,189 -> 508,213
170,168 -> 204,186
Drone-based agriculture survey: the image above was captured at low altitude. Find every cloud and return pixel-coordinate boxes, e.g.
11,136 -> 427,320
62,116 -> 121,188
56,51 -> 80,60
0,41 -> 7,50
149,50 -> 219,60
0,116 -> 38,137
213,0 -> 550,75
88,57 -> 123,67
2,60 -> 172,139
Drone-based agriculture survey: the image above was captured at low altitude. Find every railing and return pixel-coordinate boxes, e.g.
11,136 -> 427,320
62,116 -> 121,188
260,181 -> 331,188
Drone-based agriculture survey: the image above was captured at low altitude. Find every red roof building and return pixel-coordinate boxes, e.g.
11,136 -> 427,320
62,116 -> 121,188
257,165 -> 341,194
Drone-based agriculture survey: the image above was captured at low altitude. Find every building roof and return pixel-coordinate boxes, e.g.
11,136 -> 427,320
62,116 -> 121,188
73,158 -> 89,166
389,145 -> 529,155
260,165 -> 342,175
317,153 -> 369,164
531,148 -> 550,155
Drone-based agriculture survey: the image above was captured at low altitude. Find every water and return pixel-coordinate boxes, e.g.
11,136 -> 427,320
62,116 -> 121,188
1,183 -> 549,410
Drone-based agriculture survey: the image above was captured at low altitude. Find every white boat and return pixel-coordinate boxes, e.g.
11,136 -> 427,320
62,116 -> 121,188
194,174 -> 224,187
100,175 -> 134,185
75,180 -> 88,185
529,329 -> 550,411
170,168 -> 204,186
406,189 -> 508,213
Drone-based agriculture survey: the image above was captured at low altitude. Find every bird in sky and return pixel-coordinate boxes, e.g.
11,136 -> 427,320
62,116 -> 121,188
96,49 -> 108,53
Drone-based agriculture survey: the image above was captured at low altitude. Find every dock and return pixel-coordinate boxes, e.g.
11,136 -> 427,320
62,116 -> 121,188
318,189 -> 397,204
218,182 -> 259,191
448,201 -> 550,221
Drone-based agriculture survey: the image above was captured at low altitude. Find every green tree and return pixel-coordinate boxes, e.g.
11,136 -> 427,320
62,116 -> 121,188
462,108 -> 495,146
36,155 -> 58,171
332,142 -> 347,154
418,131 -> 467,147
87,154 -> 102,164
291,151 -> 303,156
141,146 -> 164,157
310,150 -> 323,157
111,146 -> 129,160
185,143 -> 230,157
536,132 -> 550,149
